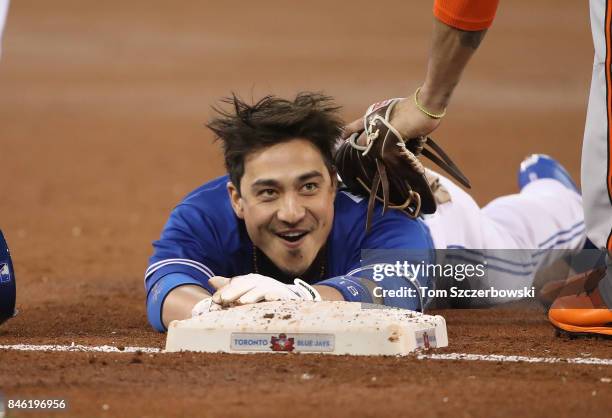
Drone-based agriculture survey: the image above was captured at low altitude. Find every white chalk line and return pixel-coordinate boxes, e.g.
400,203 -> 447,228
416,353 -> 612,366
1,343 -> 611,366
0,343 -> 161,354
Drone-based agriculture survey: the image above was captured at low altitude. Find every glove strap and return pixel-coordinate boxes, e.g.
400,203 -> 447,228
292,279 -> 322,301
414,87 -> 447,119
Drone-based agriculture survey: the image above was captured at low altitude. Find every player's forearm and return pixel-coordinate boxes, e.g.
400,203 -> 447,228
418,19 -> 488,113
162,285 -> 211,328
313,285 -> 344,301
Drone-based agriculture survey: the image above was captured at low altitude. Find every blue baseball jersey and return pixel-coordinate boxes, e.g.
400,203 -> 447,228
145,175 -> 435,331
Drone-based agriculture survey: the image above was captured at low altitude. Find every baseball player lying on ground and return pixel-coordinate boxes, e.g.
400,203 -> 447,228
144,93 -> 585,332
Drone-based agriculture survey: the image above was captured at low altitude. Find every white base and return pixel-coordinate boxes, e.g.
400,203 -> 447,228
165,301 -> 448,356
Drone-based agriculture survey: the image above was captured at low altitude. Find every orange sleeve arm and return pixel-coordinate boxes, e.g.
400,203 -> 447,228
433,0 -> 500,31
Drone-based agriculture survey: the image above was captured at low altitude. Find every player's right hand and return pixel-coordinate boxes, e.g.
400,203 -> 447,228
210,274 -> 321,305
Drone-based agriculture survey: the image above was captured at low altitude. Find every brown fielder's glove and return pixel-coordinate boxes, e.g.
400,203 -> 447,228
335,98 -> 471,232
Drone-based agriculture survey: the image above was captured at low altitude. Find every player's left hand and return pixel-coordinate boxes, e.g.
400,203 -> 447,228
210,273 -> 322,305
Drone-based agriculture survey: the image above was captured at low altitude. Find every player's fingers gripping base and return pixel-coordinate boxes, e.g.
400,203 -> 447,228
211,274 -> 322,306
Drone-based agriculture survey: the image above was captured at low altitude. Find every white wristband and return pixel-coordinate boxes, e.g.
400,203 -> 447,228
291,279 -> 322,302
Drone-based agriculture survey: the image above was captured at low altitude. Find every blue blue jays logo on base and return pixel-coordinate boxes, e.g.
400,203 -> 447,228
0,263 -> 11,283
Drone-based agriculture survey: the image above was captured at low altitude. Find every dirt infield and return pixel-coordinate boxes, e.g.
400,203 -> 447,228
0,0 -> 610,417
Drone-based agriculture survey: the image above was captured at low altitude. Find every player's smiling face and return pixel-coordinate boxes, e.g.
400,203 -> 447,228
228,138 -> 336,277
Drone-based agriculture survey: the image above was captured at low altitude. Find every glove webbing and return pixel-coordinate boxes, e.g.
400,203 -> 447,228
337,135 -> 423,231
339,132 -> 470,232
418,136 -> 471,189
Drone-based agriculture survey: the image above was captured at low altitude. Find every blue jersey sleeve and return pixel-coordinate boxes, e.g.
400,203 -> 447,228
319,199 -> 435,311
145,203 -> 221,295
145,203 -> 224,332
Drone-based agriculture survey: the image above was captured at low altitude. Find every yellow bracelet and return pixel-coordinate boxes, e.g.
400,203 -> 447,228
413,87 -> 447,119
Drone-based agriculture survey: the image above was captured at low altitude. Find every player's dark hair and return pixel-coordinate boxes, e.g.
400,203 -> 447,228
207,92 -> 343,193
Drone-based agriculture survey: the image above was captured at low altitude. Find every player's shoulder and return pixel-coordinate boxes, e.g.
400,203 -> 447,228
333,188 -> 433,249
177,175 -> 233,215
334,188 -> 425,230
182,175 -> 230,205
333,189 -> 367,217
150,175 -> 250,281
168,175 -> 239,235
